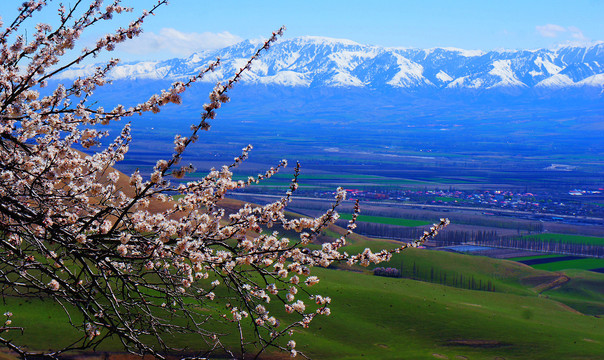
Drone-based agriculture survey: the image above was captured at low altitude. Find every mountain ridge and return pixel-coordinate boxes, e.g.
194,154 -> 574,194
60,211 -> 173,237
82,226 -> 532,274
57,37 -> 604,91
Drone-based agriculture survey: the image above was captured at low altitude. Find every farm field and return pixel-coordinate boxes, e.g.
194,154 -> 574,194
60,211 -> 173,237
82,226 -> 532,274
511,254 -> 604,272
518,233 -> 604,246
510,254 -> 577,262
339,213 -> 433,227
530,258 -> 604,272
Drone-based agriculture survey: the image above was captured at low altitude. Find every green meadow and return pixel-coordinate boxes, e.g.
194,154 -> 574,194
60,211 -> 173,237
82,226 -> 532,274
542,269 -> 604,316
519,233 -> 604,246
531,258 -> 604,272
339,213 -> 432,227
2,247 -> 604,359
293,265 -> 604,360
509,254 -> 570,262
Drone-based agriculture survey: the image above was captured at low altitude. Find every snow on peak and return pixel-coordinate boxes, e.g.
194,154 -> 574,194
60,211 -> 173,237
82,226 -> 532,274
536,74 -> 574,87
576,73 -> 604,87
488,60 -> 526,88
326,71 -> 365,87
328,49 -> 379,71
186,51 -> 213,64
111,61 -> 164,79
54,37 -> 604,91
259,71 -> 310,86
534,56 -> 562,75
436,70 -> 453,82
294,36 -> 361,47
386,54 -> 428,87
446,76 -> 468,88
439,47 -> 485,57
447,76 -> 483,89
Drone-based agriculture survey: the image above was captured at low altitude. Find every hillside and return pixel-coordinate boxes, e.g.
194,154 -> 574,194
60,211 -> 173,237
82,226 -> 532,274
11,131 -> 599,360
3,249 -> 603,360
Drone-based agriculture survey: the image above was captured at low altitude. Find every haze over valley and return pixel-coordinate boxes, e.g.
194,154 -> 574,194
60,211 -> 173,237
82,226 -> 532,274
62,37 -> 603,224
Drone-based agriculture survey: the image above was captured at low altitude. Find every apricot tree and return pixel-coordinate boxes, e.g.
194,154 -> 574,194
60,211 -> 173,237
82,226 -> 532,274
0,1 -> 447,358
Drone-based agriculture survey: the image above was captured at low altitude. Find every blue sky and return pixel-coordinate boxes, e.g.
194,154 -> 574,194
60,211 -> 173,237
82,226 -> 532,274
1,0 -> 603,61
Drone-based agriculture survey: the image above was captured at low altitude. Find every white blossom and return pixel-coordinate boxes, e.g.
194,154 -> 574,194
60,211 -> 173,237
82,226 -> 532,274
0,3 -> 449,358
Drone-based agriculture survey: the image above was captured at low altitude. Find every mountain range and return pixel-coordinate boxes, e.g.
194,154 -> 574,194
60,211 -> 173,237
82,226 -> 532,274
58,36 -> 604,91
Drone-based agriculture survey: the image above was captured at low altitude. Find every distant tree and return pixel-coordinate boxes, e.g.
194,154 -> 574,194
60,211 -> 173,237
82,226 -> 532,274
373,267 -> 401,278
0,1 -> 448,358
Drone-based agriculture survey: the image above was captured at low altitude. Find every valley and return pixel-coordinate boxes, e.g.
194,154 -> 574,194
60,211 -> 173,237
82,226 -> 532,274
56,37 -> 604,359
3,1 -> 604,359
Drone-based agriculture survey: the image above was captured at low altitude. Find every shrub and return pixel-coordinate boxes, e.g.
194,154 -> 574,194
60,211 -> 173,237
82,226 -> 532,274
373,267 -> 402,278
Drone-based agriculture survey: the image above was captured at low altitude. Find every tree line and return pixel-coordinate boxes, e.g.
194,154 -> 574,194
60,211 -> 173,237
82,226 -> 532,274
373,261 -> 496,292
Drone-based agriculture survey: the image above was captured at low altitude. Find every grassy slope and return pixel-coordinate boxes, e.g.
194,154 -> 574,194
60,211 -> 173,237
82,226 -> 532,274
3,249 -> 604,359
3,183 -> 603,359
115,177 -> 604,358
293,266 -> 604,360
542,269 -> 604,316
340,237 -> 563,296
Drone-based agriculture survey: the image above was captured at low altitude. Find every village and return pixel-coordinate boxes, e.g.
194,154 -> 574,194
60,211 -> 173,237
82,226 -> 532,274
310,187 -> 604,222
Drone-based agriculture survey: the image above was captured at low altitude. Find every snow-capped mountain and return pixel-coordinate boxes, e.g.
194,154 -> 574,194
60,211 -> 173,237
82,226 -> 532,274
58,36 -> 604,90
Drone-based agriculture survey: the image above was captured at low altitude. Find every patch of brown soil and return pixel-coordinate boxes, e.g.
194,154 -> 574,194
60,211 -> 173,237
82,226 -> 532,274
0,351 -> 19,360
522,273 -> 569,293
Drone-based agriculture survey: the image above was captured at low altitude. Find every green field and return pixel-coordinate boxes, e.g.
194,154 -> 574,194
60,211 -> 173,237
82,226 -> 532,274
531,258 -> 604,271
519,233 -> 604,246
2,222 -> 604,360
418,177 -> 486,184
3,250 -> 604,360
339,213 -> 432,227
434,196 -> 460,202
368,248 -> 542,295
509,254 -> 570,261
510,254 -> 604,272
293,266 -> 604,360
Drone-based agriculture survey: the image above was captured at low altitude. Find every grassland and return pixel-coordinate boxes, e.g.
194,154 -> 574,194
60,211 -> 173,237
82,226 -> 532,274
339,213 -> 432,227
530,258 -> 604,271
3,250 -> 604,360
2,193 -> 603,359
509,250 -> 604,273
518,233 -> 604,246
542,269 -> 604,316
510,254 -> 571,262
293,265 -> 604,360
